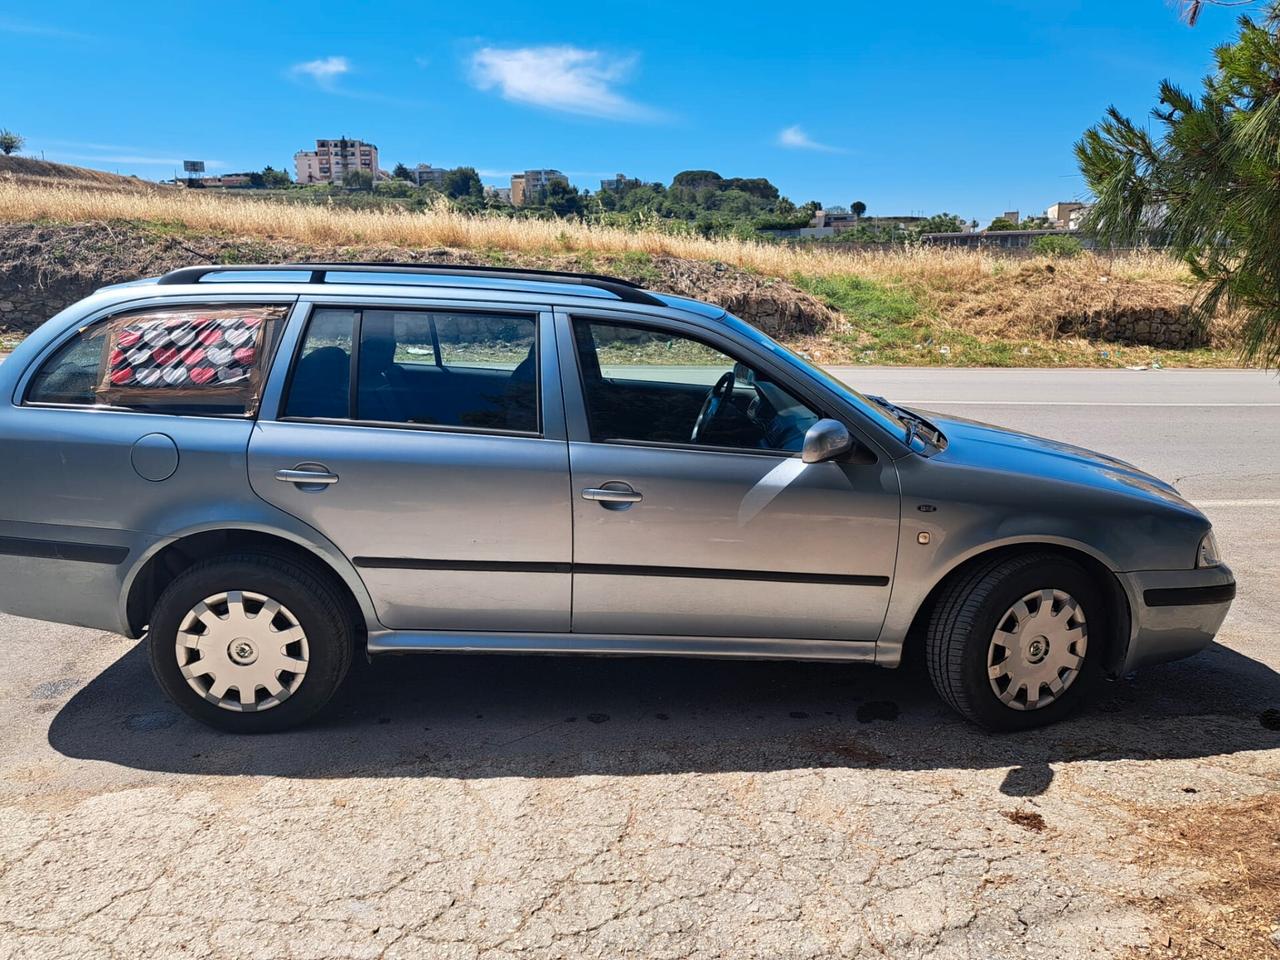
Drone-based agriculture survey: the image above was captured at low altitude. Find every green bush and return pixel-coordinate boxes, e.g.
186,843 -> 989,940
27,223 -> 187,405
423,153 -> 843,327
1031,235 -> 1084,258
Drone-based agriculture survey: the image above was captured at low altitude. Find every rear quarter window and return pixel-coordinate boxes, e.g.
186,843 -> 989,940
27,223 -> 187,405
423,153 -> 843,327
25,304 -> 287,417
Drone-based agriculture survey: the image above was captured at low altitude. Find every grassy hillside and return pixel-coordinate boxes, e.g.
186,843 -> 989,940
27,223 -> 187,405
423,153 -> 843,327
0,180 -> 1245,366
0,156 -> 170,193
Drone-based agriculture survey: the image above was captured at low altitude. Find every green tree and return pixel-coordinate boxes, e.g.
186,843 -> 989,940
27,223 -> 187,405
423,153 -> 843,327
392,162 -> 413,181
260,166 -> 290,188
851,200 -> 867,219
1077,1 -> 1280,366
670,170 -> 723,191
986,217 -> 1018,231
1019,215 -> 1053,230
342,169 -> 374,191
542,180 -> 585,217
916,213 -> 965,235
1031,235 -> 1084,257
0,130 -> 23,155
376,178 -> 418,198
442,166 -> 483,200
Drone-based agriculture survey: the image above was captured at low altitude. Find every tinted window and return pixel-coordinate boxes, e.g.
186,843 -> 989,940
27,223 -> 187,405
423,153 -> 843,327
284,308 -> 538,433
284,309 -> 356,420
573,319 -> 819,453
26,304 -> 285,416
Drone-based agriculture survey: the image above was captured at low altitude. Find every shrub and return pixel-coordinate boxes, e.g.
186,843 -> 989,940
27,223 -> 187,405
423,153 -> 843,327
1031,235 -> 1084,258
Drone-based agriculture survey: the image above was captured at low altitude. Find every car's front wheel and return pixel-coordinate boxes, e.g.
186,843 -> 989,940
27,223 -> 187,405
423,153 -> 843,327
925,553 -> 1104,730
148,553 -> 354,733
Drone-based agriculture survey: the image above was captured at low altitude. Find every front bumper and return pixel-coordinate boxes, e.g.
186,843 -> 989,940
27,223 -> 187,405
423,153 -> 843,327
1116,564 -> 1236,673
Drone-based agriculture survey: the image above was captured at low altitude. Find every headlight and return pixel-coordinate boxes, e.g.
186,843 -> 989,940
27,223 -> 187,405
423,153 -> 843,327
1197,530 -> 1222,568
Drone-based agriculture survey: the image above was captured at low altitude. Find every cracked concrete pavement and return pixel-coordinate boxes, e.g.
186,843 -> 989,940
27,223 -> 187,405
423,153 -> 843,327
0,368 -> 1277,959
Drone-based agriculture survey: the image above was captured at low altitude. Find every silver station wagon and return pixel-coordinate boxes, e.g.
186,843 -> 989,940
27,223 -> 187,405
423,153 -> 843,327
0,264 -> 1236,732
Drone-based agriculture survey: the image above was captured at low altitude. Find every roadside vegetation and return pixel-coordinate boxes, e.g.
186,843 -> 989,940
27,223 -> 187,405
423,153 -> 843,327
1080,0 -> 1280,369
0,179 -> 1246,367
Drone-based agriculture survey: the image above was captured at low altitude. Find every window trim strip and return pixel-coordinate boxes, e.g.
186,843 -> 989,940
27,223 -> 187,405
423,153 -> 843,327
276,416 -> 545,440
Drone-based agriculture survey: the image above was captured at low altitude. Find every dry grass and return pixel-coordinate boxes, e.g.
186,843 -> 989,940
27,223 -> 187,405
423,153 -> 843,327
0,157 -> 168,193
1129,794 -> 1280,960
0,179 -> 1246,365
0,179 -> 1189,284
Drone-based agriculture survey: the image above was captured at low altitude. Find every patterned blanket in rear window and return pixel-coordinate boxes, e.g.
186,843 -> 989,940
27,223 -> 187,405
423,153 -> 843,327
95,305 -> 286,414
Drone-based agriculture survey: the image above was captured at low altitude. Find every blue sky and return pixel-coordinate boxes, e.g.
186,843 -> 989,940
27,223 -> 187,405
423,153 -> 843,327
0,1 -> 1243,223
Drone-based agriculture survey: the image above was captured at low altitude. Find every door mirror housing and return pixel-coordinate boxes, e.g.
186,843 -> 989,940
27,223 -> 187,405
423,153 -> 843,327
802,419 -> 854,464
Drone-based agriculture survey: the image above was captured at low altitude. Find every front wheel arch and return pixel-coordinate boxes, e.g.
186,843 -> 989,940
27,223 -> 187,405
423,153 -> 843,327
901,543 -> 1132,679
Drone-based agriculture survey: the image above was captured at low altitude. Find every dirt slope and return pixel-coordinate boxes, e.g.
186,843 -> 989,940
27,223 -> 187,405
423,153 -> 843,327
0,221 -> 839,341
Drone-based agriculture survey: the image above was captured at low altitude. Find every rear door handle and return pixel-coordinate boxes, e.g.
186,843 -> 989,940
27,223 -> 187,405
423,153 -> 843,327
275,467 -> 339,487
582,484 -> 642,503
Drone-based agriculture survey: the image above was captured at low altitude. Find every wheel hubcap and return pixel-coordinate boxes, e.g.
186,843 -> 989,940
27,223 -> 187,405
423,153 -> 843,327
987,588 -> 1087,711
175,591 -> 309,713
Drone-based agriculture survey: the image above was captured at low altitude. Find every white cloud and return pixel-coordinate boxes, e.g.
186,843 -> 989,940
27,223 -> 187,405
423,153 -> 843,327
289,56 -> 351,91
470,45 -> 660,121
777,125 -> 844,153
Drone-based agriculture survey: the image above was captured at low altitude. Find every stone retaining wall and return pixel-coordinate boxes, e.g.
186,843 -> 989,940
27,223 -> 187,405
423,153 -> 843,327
0,270 -> 99,333
1056,307 -> 1206,349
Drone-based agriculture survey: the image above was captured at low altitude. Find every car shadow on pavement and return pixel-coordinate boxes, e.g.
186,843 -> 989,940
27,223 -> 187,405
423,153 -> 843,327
49,640 -> 1280,796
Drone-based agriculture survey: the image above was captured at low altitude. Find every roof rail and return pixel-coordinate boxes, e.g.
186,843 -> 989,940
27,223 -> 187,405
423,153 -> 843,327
154,262 -> 665,306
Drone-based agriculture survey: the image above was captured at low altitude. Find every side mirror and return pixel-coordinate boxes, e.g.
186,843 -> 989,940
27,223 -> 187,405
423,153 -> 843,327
802,418 -> 853,464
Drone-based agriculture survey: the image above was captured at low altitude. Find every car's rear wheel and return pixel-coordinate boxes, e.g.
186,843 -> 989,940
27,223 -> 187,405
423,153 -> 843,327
148,553 -> 354,733
925,553 -> 1104,731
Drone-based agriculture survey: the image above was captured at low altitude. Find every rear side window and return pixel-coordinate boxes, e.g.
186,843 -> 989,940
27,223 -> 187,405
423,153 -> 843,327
284,307 -> 539,433
26,304 -> 287,417
284,309 -> 356,420
25,327 -> 106,405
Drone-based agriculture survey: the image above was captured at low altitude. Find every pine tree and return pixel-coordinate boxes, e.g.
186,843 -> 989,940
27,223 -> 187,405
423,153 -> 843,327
1077,2 -> 1280,368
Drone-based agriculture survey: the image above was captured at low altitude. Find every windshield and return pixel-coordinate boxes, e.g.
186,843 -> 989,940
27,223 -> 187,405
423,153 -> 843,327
718,311 -> 911,439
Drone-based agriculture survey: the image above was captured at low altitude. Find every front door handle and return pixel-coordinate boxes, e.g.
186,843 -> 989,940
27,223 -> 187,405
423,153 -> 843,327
275,466 -> 339,487
582,483 -> 642,505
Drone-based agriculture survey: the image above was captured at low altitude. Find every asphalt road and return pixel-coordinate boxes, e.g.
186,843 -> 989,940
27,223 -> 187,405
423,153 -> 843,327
1,367 -> 1277,960
832,367 -> 1280,502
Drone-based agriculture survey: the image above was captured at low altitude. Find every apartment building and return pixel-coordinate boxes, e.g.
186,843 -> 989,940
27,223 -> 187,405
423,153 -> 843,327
802,210 -> 926,236
510,169 -> 569,206
294,138 -> 379,185
411,163 -> 448,188
1046,201 -> 1089,230
600,173 -> 650,192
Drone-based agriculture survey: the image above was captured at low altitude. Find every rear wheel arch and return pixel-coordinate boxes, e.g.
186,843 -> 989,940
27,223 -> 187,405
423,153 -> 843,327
902,542 -> 1132,679
124,527 -> 369,643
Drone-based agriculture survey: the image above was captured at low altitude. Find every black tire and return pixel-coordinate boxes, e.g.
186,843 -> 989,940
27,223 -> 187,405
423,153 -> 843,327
925,552 -> 1105,731
148,553 -> 354,733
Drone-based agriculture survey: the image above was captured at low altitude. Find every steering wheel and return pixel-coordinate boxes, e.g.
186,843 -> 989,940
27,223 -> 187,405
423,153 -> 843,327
690,370 -> 736,444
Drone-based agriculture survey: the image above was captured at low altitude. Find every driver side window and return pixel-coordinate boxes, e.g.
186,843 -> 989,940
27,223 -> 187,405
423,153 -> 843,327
572,318 -> 819,453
